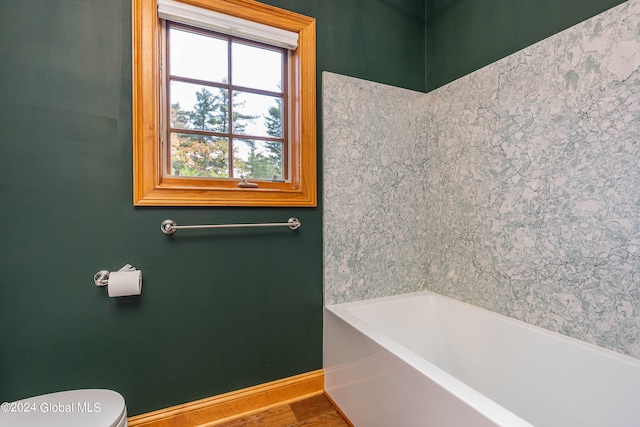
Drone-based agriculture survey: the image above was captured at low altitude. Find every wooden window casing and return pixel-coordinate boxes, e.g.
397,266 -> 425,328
132,0 -> 317,206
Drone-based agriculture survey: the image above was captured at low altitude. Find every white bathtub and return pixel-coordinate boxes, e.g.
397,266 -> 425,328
324,290 -> 640,426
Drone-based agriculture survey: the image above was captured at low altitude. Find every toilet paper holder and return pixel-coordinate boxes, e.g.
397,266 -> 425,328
94,270 -> 110,287
93,264 -> 136,287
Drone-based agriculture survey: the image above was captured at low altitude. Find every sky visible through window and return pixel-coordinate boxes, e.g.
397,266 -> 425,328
168,25 -> 287,180
169,27 -> 284,156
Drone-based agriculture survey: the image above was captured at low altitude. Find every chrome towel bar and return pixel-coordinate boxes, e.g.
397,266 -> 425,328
160,218 -> 301,235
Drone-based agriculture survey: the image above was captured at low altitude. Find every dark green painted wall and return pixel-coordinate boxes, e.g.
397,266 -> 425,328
426,0 -> 627,90
0,0 -> 627,417
0,0 -> 424,415
262,0 -> 427,92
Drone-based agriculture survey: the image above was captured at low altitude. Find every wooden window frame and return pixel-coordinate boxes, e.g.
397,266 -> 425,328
132,0 -> 317,207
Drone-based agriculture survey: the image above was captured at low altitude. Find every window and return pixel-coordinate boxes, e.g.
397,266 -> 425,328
166,23 -> 289,181
132,0 -> 317,206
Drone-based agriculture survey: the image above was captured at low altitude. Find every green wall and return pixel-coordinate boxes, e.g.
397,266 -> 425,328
0,0 -> 627,417
426,0 -> 627,90
262,0 -> 427,92
0,0 -> 424,415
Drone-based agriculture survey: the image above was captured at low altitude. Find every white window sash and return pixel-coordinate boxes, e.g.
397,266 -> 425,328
157,0 -> 298,50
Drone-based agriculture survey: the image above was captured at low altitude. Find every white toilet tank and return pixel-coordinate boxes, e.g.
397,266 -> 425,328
0,389 -> 127,427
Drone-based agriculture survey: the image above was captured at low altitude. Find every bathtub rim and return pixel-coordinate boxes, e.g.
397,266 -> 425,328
325,289 -> 640,367
324,289 -> 640,427
324,291 -> 532,426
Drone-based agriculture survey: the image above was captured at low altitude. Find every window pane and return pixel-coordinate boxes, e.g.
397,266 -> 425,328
233,139 -> 284,181
233,91 -> 283,137
232,42 -> 283,92
169,27 -> 227,83
170,81 -> 229,132
170,133 -> 229,177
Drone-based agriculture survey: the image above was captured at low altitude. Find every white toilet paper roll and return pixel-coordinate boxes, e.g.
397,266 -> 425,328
108,270 -> 142,297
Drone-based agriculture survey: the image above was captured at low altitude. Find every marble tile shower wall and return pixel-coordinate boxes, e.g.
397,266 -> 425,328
323,0 -> 640,358
323,73 -> 429,304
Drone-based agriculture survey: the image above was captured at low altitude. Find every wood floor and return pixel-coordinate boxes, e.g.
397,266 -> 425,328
212,394 -> 351,427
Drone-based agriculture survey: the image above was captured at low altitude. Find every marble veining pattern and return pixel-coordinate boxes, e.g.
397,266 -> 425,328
423,0 -> 640,358
323,0 -> 640,358
323,73 -> 429,304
